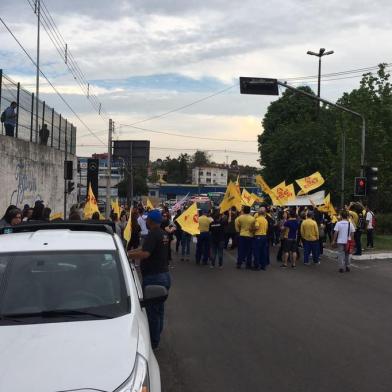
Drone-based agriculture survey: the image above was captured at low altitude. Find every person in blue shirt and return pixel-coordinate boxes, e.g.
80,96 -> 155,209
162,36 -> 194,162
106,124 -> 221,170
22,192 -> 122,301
2,101 -> 17,137
282,209 -> 300,268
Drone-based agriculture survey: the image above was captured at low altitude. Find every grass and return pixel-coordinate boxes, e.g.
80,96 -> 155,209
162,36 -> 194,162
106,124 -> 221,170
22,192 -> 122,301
372,235 -> 392,251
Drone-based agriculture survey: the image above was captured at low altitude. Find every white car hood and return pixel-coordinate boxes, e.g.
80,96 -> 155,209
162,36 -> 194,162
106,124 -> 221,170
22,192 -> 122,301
0,314 -> 138,392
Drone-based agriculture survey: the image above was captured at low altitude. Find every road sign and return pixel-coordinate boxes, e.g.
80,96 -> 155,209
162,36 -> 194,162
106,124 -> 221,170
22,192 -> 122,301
239,77 -> 279,95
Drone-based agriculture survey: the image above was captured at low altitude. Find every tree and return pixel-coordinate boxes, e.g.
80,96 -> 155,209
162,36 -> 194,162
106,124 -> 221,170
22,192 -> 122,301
161,153 -> 191,183
258,85 -> 337,193
192,150 -> 211,168
336,64 -> 392,210
117,166 -> 148,200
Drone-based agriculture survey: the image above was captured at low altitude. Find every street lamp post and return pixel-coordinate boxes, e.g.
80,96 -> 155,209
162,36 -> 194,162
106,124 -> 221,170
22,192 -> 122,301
307,48 -> 334,103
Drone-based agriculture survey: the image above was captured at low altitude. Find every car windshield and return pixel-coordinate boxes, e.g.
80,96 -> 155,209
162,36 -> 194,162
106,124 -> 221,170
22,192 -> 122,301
0,251 -> 129,325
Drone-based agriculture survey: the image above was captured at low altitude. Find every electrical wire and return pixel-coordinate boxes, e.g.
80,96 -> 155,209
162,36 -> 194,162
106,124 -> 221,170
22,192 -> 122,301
0,16 -> 106,145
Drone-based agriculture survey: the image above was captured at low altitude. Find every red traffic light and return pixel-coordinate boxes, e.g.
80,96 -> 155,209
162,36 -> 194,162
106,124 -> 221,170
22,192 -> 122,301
359,179 -> 365,187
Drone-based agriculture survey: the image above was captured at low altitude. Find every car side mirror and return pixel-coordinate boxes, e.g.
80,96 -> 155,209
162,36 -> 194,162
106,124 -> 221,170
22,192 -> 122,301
140,285 -> 168,308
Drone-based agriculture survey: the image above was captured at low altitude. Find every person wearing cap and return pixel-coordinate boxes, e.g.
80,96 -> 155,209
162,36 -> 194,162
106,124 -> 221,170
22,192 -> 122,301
301,211 -> 320,265
127,209 -> 171,349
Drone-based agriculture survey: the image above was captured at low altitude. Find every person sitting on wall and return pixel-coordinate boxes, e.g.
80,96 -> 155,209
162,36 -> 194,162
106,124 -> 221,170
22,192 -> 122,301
39,124 -> 50,145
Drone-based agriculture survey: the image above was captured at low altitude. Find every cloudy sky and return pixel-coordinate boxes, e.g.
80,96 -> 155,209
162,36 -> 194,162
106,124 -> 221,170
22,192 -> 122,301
1,0 -> 391,166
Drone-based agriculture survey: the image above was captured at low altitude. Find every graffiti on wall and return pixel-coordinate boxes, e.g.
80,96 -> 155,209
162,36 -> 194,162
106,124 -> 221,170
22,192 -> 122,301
9,160 -> 42,206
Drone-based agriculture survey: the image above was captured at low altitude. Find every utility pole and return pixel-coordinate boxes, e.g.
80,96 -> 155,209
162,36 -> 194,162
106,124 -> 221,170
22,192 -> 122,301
105,119 -> 113,219
34,0 -> 41,142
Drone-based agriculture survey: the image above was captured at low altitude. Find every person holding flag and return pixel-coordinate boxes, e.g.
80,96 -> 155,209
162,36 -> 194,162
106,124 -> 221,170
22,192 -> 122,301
127,210 -> 171,349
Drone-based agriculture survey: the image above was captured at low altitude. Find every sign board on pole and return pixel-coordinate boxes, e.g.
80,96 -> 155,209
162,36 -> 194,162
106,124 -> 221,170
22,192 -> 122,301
239,77 -> 279,96
112,140 -> 150,166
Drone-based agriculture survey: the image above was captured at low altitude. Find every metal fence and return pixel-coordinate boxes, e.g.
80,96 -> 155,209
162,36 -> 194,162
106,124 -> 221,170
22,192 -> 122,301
0,70 -> 76,155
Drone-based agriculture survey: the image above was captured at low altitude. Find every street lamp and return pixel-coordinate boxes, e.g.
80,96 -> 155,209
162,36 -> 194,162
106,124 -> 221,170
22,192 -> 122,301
307,48 -> 334,100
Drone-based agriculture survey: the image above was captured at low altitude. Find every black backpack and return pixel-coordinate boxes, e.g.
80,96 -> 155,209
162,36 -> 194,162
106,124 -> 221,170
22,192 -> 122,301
358,214 -> 366,231
0,111 -> 5,123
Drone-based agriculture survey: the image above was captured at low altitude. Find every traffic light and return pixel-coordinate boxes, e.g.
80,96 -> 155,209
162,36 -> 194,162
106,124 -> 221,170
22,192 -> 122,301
365,166 -> 378,194
67,181 -> 75,194
354,177 -> 367,197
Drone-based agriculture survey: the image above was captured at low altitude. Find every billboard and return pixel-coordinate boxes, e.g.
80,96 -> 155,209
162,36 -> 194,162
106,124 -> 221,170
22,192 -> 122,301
112,140 -> 150,166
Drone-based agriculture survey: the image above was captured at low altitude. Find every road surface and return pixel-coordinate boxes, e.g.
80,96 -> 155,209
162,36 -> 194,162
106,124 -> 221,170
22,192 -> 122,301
156,246 -> 392,392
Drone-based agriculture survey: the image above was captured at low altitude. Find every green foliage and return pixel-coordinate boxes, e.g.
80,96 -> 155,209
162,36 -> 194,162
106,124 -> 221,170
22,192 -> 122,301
258,64 -> 392,211
191,150 -> 211,167
162,153 -> 191,183
258,86 -> 337,192
117,166 -> 148,197
373,213 -> 392,235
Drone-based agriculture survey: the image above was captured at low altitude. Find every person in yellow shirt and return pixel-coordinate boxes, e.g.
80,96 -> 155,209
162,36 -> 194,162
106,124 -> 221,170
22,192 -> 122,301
235,206 -> 255,269
300,211 -> 320,265
196,210 -> 212,265
253,207 -> 269,270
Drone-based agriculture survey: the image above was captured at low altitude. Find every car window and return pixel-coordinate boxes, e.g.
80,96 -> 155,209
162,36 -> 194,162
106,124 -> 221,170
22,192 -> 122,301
0,251 -> 130,324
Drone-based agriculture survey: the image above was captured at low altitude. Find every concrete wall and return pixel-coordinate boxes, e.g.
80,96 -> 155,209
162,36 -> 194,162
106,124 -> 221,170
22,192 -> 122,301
0,135 -> 77,217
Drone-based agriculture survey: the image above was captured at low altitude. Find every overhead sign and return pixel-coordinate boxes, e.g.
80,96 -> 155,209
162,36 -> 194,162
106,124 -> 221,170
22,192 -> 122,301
284,190 -> 326,206
239,77 -> 279,96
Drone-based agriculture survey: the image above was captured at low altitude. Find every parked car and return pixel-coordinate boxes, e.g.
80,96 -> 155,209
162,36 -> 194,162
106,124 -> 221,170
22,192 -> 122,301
0,221 -> 166,392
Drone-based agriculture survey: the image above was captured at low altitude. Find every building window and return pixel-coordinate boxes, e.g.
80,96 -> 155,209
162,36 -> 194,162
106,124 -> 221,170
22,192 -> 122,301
206,178 -> 211,183
199,171 -> 204,176
221,173 -> 224,176
206,172 -> 211,176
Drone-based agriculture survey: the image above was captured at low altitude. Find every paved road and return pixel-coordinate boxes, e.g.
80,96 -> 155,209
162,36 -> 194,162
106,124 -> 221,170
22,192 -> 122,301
155,246 -> 392,392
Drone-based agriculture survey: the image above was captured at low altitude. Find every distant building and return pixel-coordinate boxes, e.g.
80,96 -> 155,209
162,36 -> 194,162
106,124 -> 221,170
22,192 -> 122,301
192,166 -> 228,186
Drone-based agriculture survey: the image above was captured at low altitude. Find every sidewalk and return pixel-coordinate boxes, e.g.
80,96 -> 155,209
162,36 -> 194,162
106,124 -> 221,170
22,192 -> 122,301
323,247 -> 392,261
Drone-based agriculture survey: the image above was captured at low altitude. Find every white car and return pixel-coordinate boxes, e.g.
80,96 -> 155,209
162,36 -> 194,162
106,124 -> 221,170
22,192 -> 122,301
0,222 -> 167,392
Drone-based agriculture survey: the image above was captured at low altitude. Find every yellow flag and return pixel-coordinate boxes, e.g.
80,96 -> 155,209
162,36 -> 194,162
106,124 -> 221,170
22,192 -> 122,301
220,181 -> 242,213
50,212 -> 63,220
175,203 -> 200,235
111,198 -> 120,217
296,171 -> 325,195
83,183 -> 100,219
235,175 -> 240,194
272,182 -> 296,205
317,193 -> 337,217
251,193 -> 264,203
241,188 -> 256,207
123,213 -> 132,244
255,175 -> 273,195
146,198 -> 154,210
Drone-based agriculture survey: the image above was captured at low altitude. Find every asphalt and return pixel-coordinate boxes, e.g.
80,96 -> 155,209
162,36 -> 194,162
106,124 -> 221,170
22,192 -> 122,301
155,245 -> 392,392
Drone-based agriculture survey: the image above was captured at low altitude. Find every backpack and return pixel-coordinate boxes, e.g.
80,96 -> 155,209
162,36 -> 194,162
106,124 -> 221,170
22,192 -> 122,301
0,111 -> 5,123
370,212 -> 376,228
358,214 -> 366,231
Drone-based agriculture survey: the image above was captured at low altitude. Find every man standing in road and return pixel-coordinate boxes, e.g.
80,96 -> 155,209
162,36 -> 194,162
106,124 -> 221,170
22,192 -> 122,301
1,101 -> 17,137
127,210 -> 171,349
137,207 -> 149,244
301,211 -> 320,265
282,210 -> 300,269
196,210 -> 212,265
332,210 -> 356,273
235,206 -> 255,269
253,207 -> 269,270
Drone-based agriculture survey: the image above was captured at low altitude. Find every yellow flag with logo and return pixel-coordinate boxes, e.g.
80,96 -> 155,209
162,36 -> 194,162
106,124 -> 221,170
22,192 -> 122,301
271,182 -> 296,205
296,171 -> 325,195
220,181 -> 242,213
175,203 -> 200,235
317,193 -> 337,217
111,198 -> 121,217
83,183 -> 100,219
241,188 -> 256,207
123,213 -> 132,244
146,198 -> 154,210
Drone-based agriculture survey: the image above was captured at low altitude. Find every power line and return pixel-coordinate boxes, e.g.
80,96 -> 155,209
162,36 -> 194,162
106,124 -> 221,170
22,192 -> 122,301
127,84 -> 237,126
26,0 -> 109,121
0,16 -> 106,145
117,124 -> 255,142
76,144 -> 259,155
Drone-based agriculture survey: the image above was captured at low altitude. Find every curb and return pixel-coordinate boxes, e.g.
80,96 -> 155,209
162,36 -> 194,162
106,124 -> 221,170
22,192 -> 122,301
323,248 -> 392,261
